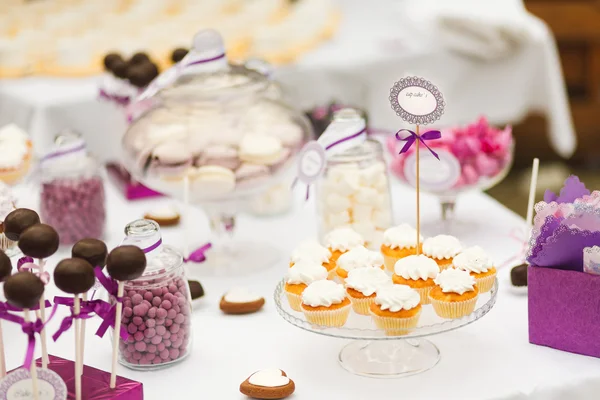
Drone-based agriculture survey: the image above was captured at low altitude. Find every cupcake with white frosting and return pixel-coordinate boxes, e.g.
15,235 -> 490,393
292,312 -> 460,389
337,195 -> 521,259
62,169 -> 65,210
344,267 -> 391,315
422,235 -> 462,270
335,245 -> 385,282
380,224 -> 423,271
301,280 -> 351,327
284,261 -> 328,311
429,268 -> 479,319
369,284 -> 422,336
453,246 -> 496,293
324,227 -> 364,262
289,239 -> 336,279
0,124 -> 32,185
392,255 -> 439,304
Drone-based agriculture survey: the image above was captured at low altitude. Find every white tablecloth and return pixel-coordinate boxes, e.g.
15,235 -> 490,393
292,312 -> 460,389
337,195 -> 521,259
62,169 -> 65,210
2,179 -> 599,400
0,0 -> 576,162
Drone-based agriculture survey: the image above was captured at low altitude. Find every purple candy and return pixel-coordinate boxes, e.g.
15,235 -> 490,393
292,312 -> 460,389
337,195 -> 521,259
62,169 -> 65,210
151,335 -> 162,345
143,292 -> 153,302
156,318 -> 165,326
167,309 -> 177,320
174,314 -> 184,324
170,324 -> 180,334
169,349 -> 179,359
132,316 -> 143,326
146,319 -> 156,328
156,325 -> 166,336
172,339 -> 183,349
168,284 -> 178,294
156,308 -> 168,319
127,323 -> 137,334
161,300 -> 172,310
164,340 -> 171,347
147,307 -> 157,318
131,294 -> 143,305
135,342 -> 147,352
145,352 -> 156,361
133,305 -> 147,316
127,344 -> 135,352
133,332 -> 144,341
132,352 -> 142,361
165,319 -> 173,327
164,293 -> 173,302
123,307 -> 133,318
159,350 -> 169,360
163,331 -> 171,340
127,336 -> 135,344
152,297 -> 162,307
157,343 -> 166,352
147,344 -> 157,353
151,288 -> 162,297
144,328 -> 156,338
124,300 -> 132,309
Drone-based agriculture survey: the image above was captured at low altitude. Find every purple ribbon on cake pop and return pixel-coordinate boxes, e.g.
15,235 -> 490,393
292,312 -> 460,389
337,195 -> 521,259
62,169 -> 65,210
93,267 -> 129,341
395,129 -> 442,159
0,304 -> 58,369
499,227 -> 531,269
17,258 -> 51,285
52,296 -> 109,341
184,243 -> 212,263
98,89 -> 131,107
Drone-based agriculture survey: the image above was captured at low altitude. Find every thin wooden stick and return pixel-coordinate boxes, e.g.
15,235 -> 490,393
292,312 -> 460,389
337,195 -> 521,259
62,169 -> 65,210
415,125 -> 421,256
0,321 -> 5,378
23,310 -> 40,400
79,292 -> 87,378
36,259 -> 49,369
183,174 -> 190,258
110,282 -> 124,389
526,158 -> 540,227
74,296 -> 82,400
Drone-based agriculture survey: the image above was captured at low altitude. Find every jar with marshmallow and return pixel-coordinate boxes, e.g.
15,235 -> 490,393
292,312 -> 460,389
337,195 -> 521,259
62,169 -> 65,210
39,131 -> 106,244
316,109 -> 393,249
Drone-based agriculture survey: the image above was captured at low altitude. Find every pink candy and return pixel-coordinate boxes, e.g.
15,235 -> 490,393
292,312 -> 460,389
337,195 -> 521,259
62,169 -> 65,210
119,275 -> 192,366
40,176 -> 106,244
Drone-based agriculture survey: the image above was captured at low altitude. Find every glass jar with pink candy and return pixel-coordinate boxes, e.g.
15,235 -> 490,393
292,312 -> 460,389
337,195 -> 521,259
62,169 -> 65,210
387,116 -> 513,225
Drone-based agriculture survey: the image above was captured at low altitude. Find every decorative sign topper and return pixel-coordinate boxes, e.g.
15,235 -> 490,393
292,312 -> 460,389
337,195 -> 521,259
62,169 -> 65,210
389,76 -> 445,125
0,368 -> 67,400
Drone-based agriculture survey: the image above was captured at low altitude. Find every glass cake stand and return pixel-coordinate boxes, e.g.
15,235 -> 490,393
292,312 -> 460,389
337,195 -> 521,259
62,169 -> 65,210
274,279 -> 498,378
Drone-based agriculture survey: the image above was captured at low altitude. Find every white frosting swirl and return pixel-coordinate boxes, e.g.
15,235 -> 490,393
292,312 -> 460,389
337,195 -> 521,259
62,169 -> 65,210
301,280 -> 347,307
345,267 -> 391,296
453,246 -> 494,274
394,255 -> 439,281
374,284 -> 420,312
336,246 -> 384,272
324,227 -> 364,252
434,269 -> 476,295
423,235 -> 462,260
290,239 -> 331,264
383,224 -> 423,249
286,261 -> 328,285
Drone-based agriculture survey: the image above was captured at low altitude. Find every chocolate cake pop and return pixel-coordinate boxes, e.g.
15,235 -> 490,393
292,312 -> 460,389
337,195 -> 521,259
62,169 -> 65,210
0,250 -> 11,282
129,52 -> 151,66
112,59 -> 129,80
171,48 -> 188,63
103,53 -> 123,71
18,224 -> 60,259
54,258 -> 95,294
72,239 -> 108,268
127,63 -> 158,88
106,245 -> 147,281
3,272 -> 44,309
3,208 -> 40,241
188,280 -> 204,300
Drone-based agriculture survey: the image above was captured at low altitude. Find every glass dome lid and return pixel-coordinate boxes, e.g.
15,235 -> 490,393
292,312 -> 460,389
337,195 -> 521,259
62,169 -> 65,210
122,29 -> 313,203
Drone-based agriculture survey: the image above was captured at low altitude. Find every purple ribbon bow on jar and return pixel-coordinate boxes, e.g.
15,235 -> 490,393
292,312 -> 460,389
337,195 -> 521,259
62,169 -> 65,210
52,296 -> 113,341
92,267 -> 129,340
184,243 -> 212,263
395,129 -> 442,159
17,257 -> 50,285
0,305 -> 58,369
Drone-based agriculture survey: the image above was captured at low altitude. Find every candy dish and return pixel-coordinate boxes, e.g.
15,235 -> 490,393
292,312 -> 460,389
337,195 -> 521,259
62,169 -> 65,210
274,277 -> 497,378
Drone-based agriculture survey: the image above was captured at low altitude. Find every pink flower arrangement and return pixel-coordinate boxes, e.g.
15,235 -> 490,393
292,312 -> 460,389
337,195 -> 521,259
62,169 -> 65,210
388,116 -> 513,191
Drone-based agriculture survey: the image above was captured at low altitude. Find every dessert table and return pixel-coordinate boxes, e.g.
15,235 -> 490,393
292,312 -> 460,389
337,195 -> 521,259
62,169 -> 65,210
2,178 -> 599,400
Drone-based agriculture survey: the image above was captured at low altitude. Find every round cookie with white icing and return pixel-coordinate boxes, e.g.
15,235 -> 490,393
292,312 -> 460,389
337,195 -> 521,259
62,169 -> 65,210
239,369 -> 295,399
144,205 -> 180,226
220,287 -> 265,315
422,235 -> 462,270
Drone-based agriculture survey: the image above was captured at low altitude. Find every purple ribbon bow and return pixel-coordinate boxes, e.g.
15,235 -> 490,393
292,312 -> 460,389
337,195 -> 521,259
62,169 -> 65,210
0,304 -> 58,369
17,257 -> 50,285
395,129 -> 442,160
98,89 -> 131,107
93,267 -> 128,341
184,243 -> 212,263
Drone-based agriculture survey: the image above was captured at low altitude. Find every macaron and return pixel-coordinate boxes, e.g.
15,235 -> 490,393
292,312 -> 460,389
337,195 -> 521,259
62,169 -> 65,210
239,134 -> 283,165
190,166 -> 236,196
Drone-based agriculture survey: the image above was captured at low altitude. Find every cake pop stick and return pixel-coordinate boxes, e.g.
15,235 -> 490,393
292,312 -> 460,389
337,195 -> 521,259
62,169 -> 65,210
54,258 -> 96,400
526,158 -> 540,228
183,174 -> 190,258
106,245 -> 147,389
18,223 -> 60,369
72,238 -> 108,377
3,272 -> 46,400
0,251 -> 12,378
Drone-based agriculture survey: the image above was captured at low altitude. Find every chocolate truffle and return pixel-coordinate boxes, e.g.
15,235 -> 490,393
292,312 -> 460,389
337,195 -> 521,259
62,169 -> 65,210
54,258 -> 96,294
72,238 -> 108,268
18,224 -> 60,259
0,250 -> 11,282
103,53 -> 123,71
171,48 -> 188,63
106,245 -> 147,281
511,263 -> 528,287
4,272 -> 44,309
112,59 -> 129,79
129,52 -> 151,66
188,280 -> 204,300
3,208 -> 40,241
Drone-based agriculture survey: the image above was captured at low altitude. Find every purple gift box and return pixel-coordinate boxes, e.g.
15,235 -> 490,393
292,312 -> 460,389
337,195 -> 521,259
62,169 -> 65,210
528,266 -> 600,358
9,355 -> 143,399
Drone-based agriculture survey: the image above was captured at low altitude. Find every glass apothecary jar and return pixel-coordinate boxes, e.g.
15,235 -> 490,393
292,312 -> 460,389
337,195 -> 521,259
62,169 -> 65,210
316,110 -> 393,249
117,219 -> 193,370
39,131 -> 106,244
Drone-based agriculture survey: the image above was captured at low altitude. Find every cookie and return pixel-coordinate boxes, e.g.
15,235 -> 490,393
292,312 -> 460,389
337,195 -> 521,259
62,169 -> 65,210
240,369 -> 295,400
219,288 -> 265,315
239,134 -> 283,166
144,206 -> 181,227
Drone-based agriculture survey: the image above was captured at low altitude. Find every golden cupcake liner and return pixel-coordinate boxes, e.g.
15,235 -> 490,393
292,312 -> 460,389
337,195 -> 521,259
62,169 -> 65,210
383,254 -> 399,272
285,291 -> 302,312
347,295 -> 375,316
302,304 -> 351,327
429,295 -> 478,319
370,309 -> 421,336
475,272 -> 496,293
